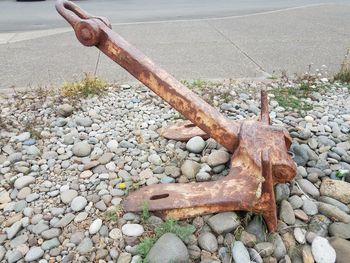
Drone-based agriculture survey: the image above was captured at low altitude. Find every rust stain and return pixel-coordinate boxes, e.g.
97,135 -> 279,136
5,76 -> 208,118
56,0 -> 296,232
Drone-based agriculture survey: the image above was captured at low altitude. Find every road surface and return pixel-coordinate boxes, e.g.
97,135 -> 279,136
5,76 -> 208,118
0,0 -> 349,90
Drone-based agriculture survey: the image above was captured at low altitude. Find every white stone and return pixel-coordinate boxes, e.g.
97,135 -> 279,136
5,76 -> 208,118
121,224 -> 144,237
89,219 -> 102,235
311,236 -> 336,263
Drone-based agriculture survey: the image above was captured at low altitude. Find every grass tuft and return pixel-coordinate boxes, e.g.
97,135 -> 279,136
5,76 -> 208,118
334,49 -> 350,83
60,73 -> 107,97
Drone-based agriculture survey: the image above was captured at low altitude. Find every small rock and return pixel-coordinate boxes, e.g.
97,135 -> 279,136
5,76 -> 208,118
254,242 -> 274,257
107,140 -> 119,153
58,104 -> 74,117
279,200 -> 295,225
77,238 -> 93,254
318,202 -> 350,223
297,179 -> 320,198
329,222 -> 350,239
146,233 -> 189,263
121,224 -> 144,237
70,196 -> 87,212
60,189 -> 78,204
231,241 -> 250,263
329,237 -> 350,263
14,176 -> 35,190
24,246 -> 44,262
207,212 -> 240,234
198,232 -> 218,252
89,219 -> 103,234
320,179 -> 350,203
72,141 -> 91,157
0,191 -> 11,204
207,150 -> 230,167
109,228 -> 123,240
186,136 -> 206,153
311,236 -> 336,263
181,160 -> 201,179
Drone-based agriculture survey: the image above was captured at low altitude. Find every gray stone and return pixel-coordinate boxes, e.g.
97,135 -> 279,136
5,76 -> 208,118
0,191 -> 11,204
302,199 -> 318,215
275,184 -> 290,203
6,249 -> 23,263
288,195 -> 303,209
14,176 -> 35,190
41,228 -> 60,239
329,237 -> 350,263
311,236 -> 336,263
107,140 -> 119,153
0,246 -> 5,261
15,132 -> 31,142
148,154 -> 162,165
297,179 -> 320,198
146,233 -> 189,263
329,222 -> 350,239
308,215 -> 331,237
186,136 -> 206,153
254,242 -> 274,257
207,212 -> 240,234
181,160 -> 201,179
291,144 -> 309,166
231,241 -> 250,263
41,238 -> 60,250
77,238 -> 93,254
207,150 -> 230,167
320,179 -> 350,204
198,232 -> 218,252
246,216 -> 266,242
89,218 -> 103,235
55,213 -> 75,227
279,200 -> 295,225
121,224 -> 144,237
70,196 -> 87,212
117,252 -> 132,263
318,202 -> 350,223
318,196 -> 350,213
60,189 -> 78,204
25,246 -> 44,262
248,248 -> 263,263
76,116 -> 93,127
196,171 -> 211,181
57,104 -> 74,117
270,233 -> 286,259
72,141 -> 91,157
70,232 -> 85,245
6,221 -> 22,239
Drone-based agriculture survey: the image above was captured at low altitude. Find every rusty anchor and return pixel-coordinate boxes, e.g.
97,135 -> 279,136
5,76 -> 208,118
56,0 -> 296,232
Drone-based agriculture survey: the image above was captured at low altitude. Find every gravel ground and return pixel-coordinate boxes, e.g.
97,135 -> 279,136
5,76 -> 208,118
0,77 -> 349,263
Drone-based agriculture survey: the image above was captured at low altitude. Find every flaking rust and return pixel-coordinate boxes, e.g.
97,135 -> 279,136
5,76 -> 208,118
56,0 -> 296,232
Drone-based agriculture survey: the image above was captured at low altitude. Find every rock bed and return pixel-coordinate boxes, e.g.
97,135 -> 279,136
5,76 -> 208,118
0,79 -> 349,263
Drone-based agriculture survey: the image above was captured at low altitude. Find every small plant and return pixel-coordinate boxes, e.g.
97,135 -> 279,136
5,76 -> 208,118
271,87 -> 313,111
60,73 -> 107,97
335,169 -> 349,178
104,206 -> 123,222
181,79 -> 208,89
141,201 -> 150,222
334,49 -> 350,83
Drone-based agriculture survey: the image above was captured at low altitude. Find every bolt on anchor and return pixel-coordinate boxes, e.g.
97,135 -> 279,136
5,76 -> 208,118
56,0 -> 296,232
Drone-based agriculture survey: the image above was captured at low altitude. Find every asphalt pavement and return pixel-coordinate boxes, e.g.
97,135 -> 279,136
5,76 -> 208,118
0,0 -> 349,90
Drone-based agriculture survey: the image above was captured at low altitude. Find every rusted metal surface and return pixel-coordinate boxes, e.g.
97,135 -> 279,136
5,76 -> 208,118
157,120 -> 209,141
56,0 -> 296,232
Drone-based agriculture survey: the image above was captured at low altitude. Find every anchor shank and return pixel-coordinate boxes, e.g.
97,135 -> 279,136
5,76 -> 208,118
96,22 -> 240,151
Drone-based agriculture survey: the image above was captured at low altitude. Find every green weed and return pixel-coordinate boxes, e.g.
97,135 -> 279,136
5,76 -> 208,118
60,73 -> 107,97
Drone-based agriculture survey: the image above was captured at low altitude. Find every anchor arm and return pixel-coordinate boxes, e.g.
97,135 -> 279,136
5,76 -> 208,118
56,0 -> 241,152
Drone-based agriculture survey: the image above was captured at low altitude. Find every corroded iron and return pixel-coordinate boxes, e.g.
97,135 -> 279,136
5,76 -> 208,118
56,0 -> 296,232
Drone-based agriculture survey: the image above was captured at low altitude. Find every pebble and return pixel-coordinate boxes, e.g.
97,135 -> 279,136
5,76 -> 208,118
311,236 -> 336,263
186,136 -> 206,153
70,196 -> 87,212
24,246 -> 44,262
72,141 -> 92,157
181,160 -> 201,179
60,189 -> 78,204
89,219 -> 103,234
146,233 -> 189,263
279,200 -> 295,225
14,176 -> 35,190
121,224 -> 144,237
232,241 -> 250,263
198,232 -> 218,252
77,238 -> 93,254
320,179 -> 350,203
207,150 -> 230,166
207,212 -> 240,234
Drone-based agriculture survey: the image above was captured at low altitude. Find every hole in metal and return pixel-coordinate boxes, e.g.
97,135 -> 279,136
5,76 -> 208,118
150,193 -> 169,200
184,123 -> 196,128
287,151 -> 295,159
